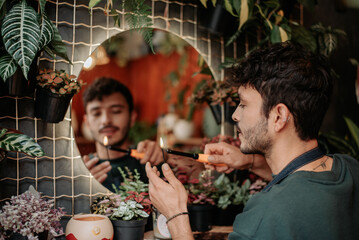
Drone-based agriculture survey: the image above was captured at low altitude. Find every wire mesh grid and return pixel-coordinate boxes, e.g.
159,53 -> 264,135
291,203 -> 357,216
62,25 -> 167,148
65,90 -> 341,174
0,0 -> 303,220
0,0 -> 230,218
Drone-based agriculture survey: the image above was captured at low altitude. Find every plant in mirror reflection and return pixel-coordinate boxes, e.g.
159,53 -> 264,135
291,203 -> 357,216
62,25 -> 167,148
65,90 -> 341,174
91,167 -> 151,221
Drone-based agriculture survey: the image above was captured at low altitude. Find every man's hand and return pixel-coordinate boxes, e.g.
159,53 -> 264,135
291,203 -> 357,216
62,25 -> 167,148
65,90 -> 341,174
83,154 -> 112,183
145,162 -> 188,218
204,142 -> 253,173
204,142 -> 272,180
137,140 -> 164,165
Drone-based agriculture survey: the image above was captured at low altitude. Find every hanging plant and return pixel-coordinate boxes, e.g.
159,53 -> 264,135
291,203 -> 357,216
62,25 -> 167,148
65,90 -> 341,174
0,128 -> 45,157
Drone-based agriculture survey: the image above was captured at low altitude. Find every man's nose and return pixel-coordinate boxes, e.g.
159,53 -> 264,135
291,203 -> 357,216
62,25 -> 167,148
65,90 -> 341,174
100,111 -> 112,125
232,105 -> 240,122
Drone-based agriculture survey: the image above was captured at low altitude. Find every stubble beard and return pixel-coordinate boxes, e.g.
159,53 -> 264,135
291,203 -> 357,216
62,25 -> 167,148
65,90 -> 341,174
239,118 -> 272,155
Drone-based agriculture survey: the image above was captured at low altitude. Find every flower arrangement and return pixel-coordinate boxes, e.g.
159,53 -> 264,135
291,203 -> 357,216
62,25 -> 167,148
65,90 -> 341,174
36,69 -> 84,95
91,167 -> 151,221
0,186 -> 65,240
188,78 -> 239,106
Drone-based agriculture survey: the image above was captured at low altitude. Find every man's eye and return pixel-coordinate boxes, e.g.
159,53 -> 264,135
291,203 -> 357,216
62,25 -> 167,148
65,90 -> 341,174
91,112 -> 101,117
112,110 -> 122,114
239,104 -> 245,108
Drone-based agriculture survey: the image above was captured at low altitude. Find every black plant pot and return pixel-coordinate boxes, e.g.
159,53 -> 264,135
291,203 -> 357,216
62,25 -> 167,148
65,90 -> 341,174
112,218 -> 148,240
4,68 -> 29,97
208,103 -> 222,125
34,87 -> 74,123
7,230 -> 48,240
213,204 -> 244,226
188,204 -> 215,232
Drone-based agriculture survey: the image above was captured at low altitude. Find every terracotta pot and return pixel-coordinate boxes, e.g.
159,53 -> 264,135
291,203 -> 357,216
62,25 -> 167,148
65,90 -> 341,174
65,214 -> 113,240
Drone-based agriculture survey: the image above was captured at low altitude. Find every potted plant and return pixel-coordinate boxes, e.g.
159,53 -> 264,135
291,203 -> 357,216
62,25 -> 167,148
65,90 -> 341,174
174,169 -> 218,232
34,69 -> 84,123
188,78 -> 239,125
0,127 -> 45,162
91,167 -> 151,240
0,186 -> 65,240
0,0 -> 70,96
212,173 -> 251,226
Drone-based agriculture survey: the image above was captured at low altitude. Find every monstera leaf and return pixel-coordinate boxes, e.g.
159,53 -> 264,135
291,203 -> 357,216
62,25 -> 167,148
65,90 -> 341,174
1,0 -> 41,79
0,53 -> 17,81
0,128 -> 45,157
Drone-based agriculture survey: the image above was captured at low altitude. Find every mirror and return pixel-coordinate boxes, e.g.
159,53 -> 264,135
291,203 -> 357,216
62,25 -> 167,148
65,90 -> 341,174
72,29 -> 218,191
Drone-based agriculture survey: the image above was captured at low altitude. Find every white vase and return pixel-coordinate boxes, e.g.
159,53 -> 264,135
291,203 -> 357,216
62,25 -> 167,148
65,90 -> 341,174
65,214 -> 113,240
173,119 -> 194,140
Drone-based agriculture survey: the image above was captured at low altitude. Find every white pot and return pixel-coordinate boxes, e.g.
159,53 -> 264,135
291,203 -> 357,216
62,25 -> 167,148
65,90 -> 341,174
163,113 -> 179,130
65,214 -> 113,240
173,119 -> 194,140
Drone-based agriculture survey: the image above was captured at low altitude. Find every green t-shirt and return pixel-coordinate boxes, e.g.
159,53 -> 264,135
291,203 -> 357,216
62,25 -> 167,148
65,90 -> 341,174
97,155 -> 147,191
229,154 -> 359,240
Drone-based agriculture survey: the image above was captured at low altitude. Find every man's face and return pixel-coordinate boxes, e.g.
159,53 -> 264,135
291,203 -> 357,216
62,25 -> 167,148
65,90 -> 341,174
232,86 -> 272,155
84,92 -> 134,146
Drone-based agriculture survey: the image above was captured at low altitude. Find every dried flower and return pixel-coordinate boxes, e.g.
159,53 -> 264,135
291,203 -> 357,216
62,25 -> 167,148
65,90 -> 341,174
0,186 -> 65,240
36,69 -> 84,95
188,78 -> 239,105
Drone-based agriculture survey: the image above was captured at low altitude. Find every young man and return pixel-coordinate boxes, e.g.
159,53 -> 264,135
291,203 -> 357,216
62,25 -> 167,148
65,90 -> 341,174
145,42 -> 359,239
82,78 -> 163,190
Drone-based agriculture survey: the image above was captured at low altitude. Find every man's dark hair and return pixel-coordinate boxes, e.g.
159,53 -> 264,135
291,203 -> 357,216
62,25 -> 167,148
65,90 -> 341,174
83,77 -> 134,112
229,41 -> 334,140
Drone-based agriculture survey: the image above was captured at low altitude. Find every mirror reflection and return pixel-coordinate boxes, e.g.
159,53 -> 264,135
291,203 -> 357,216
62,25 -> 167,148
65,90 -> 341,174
72,29 -> 216,191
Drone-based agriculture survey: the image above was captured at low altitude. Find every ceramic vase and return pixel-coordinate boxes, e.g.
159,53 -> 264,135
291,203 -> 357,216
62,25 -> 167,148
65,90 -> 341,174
152,209 -> 171,239
173,119 -> 194,140
65,214 -> 114,240
111,218 -> 147,240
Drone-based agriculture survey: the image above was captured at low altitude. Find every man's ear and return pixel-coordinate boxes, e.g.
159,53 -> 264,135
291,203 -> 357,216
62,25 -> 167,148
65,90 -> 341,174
273,103 -> 290,132
130,110 -> 138,128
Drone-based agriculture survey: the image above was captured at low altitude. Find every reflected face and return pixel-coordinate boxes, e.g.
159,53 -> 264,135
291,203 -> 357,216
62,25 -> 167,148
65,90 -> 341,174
84,92 -> 133,146
232,86 -> 272,155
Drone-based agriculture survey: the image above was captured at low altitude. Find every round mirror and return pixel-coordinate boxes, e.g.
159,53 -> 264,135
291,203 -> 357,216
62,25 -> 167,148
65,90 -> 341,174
72,29 -> 217,192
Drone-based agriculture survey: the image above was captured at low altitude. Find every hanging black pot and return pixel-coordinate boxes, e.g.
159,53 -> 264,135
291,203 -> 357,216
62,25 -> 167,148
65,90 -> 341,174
5,68 -> 29,97
34,87 -> 74,123
208,102 -> 222,125
213,204 -> 244,226
111,218 -> 148,240
188,204 -> 215,232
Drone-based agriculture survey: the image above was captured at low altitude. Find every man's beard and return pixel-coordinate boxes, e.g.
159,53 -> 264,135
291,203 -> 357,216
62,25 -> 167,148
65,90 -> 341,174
238,118 -> 272,155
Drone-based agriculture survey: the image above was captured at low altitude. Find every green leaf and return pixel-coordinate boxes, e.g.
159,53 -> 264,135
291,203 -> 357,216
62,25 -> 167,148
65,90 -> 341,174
47,21 -> 71,63
238,0 -> 249,30
39,15 -> 55,49
224,0 -> 238,16
38,0 -> 47,16
344,117 -> 359,149
200,0 -> 208,8
89,0 -> 103,8
1,0 -> 40,79
0,132 -> 45,157
270,25 -> 281,43
0,0 -> 5,19
0,53 -> 17,82
0,128 -> 7,138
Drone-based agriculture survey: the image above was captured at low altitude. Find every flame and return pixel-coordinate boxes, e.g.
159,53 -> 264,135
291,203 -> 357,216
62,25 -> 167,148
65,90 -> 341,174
160,137 -> 164,148
103,136 -> 108,146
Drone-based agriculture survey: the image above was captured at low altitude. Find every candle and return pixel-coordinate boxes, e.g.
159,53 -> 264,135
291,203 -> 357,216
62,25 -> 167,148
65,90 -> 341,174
165,148 -> 226,167
103,136 -> 110,160
159,137 -> 166,163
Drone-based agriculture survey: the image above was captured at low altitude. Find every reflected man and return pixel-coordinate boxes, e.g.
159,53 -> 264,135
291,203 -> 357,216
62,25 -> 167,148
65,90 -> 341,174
82,77 -> 163,190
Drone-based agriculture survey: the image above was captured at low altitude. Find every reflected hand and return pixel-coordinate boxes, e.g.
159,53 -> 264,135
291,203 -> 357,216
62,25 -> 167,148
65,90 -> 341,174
137,140 -> 164,165
83,154 -> 112,183
204,142 -> 252,173
145,162 -> 188,218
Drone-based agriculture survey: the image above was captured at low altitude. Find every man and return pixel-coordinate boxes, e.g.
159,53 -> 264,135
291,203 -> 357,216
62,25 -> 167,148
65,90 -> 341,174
146,42 -> 359,239
82,77 -> 163,190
